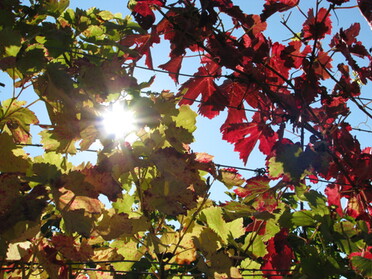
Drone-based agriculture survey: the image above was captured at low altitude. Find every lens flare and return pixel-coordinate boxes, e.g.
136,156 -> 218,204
102,102 -> 137,140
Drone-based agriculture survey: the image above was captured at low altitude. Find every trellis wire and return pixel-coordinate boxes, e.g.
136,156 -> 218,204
1,260 -> 294,277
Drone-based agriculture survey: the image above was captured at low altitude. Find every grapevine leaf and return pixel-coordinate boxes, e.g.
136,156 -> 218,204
234,176 -> 270,199
262,229 -> 293,277
130,0 -> 164,30
350,247 -> 372,278
57,187 -> 103,214
179,59 -> 227,119
292,210 -> 316,226
303,8 -> 332,40
159,55 -> 183,83
222,113 -> 277,164
0,133 -> 31,173
111,238 -> 147,271
199,207 -> 245,244
261,0 -> 299,21
143,177 -> 197,216
59,209 -> 93,237
193,228 -> 221,255
120,28 -> 160,68
40,129 -> 77,154
358,0 -> 372,29
80,165 -> 122,201
0,174 -> 21,216
243,233 -> 267,258
97,210 -> 149,240
41,0 -> 69,16
0,99 -> 39,144
51,235 -> 93,262
327,0 -> 350,5
219,168 -> 246,189
172,104 -> 197,133
325,184 -> 343,215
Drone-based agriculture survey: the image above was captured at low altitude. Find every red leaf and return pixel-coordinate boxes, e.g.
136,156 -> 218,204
209,0 -> 233,8
281,41 -> 311,69
156,10 -> 203,56
261,0 -> 299,20
308,174 -> 319,183
159,55 -> 183,83
330,23 -> 371,83
325,184 -> 343,216
358,0 -> 372,29
362,147 -> 372,155
179,58 -> 227,119
313,51 -> 333,79
245,218 -> 266,235
350,247 -> 372,260
234,176 -> 270,198
326,0 -> 350,4
262,229 -> 293,277
120,28 -> 160,69
303,8 -> 332,40
132,0 -> 164,30
220,80 -> 249,125
222,113 -> 277,164
341,23 -> 361,45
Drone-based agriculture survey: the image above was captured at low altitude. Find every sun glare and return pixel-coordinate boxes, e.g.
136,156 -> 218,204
102,102 -> 137,141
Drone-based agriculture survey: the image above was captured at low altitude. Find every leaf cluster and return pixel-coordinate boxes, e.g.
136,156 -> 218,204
0,0 -> 372,278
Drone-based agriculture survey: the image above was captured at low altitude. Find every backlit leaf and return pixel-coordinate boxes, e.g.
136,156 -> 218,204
292,210 -> 316,226
219,168 -> 245,189
199,207 -> 245,244
358,0 -> 372,29
0,99 -> 39,144
0,133 -> 31,173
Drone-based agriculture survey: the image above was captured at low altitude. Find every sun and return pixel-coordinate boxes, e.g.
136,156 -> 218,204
102,101 -> 137,141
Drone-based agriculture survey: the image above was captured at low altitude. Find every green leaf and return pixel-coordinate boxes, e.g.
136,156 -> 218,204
43,25 -> 74,58
143,177 -> 197,216
269,144 -> 315,180
98,10 -> 115,20
351,256 -> 372,278
199,207 -> 245,244
165,123 -> 194,151
0,99 -> 39,144
243,233 -> 267,258
193,228 -> 221,255
96,210 -> 149,240
219,169 -> 245,189
40,130 -> 77,154
0,28 -> 22,57
17,47 -> 46,74
304,190 -> 329,216
267,156 -> 284,178
83,25 -> 105,38
111,238 -> 147,271
33,151 -> 72,173
112,194 -> 136,216
240,258 -> 262,278
41,0 -> 70,16
60,209 -> 94,236
292,210 -> 316,226
173,105 -> 197,133
0,133 -> 31,173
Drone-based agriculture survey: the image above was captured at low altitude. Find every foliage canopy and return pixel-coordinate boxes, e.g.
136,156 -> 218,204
0,0 -> 372,278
